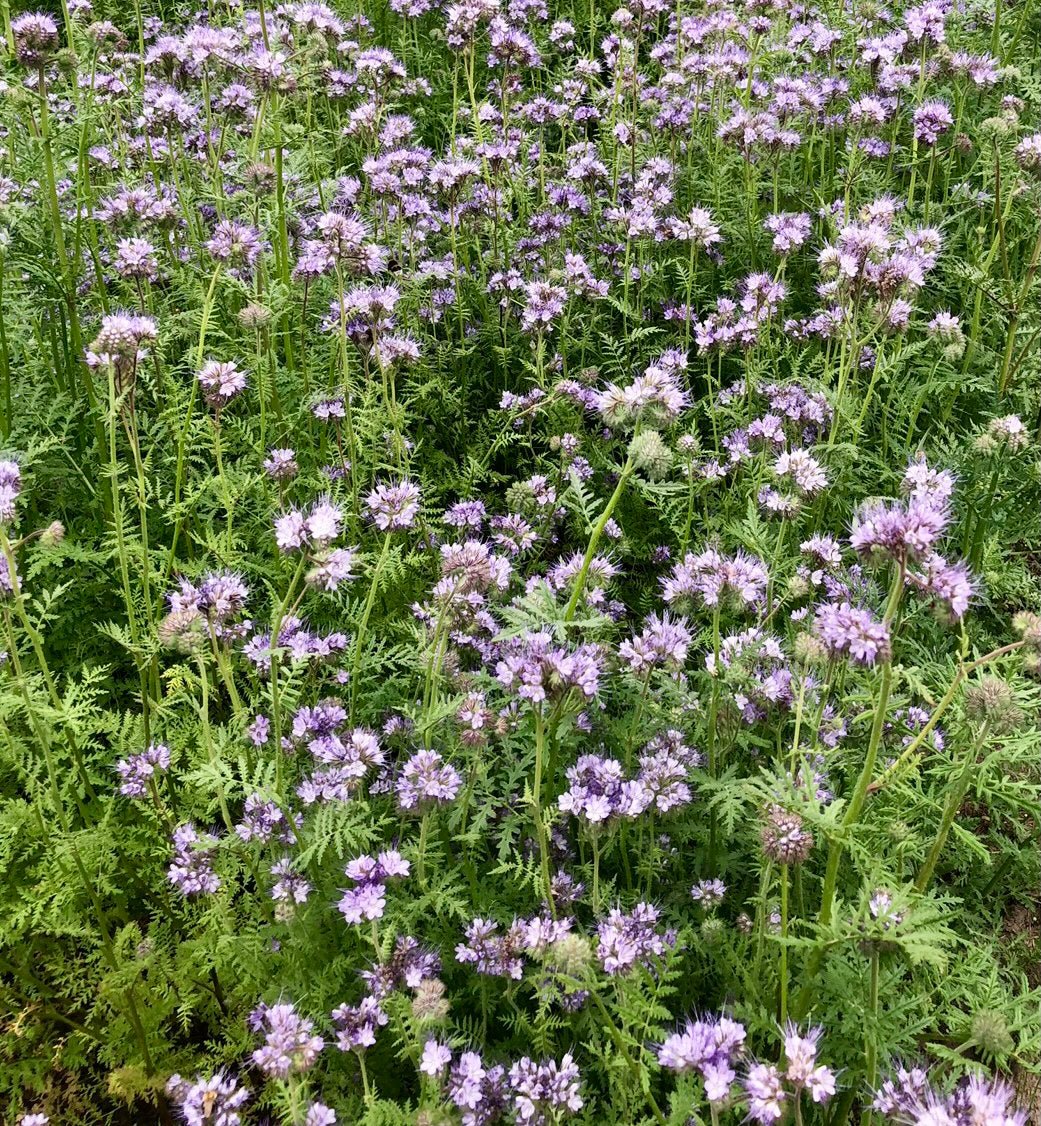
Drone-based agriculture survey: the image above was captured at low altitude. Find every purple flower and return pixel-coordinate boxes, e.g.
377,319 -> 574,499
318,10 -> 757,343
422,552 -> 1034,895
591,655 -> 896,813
304,1104 -> 337,1126
781,1023 -> 836,1103
235,794 -> 299,844
338,850 -> 410,924
307,547 -> 359,592
167,823 -> 220,896
619,613 -> 692,673
913,101 -> 953,145
813,602 -> 891,666
12,12 -> 59,64
508,1053 -> 584,1125
456,917 -> 527,979
907,554 -> 974,620
396,750 -> 462,811
521,280 -> 568,333
247,715 -> 270,746
421,1039 -> 453,1077
637,731 -> 700,812
558,754 -> 649,824
270,857 -> 312,904
86,312 -> 158,377
658,1014 -> 746,1103
114,237 -> 159,282
691,879 -> 726,907
596,902 -> 673,975
250,1000 -> 324,1077
263,448 -> 298,480
446,1051 -> 510,1125
444,499 -> 487,530
662,548 -> 769,609
743,1062 -> 787,1124
166,1072 -> 249,1126
850,496 -> 949,563
331,996 -> 387,1051
116,742 -> 171,798
874,1070 -> 1025,1126
765,212 -> 812,254
0,460 -> 22,524
365,480 -> 421,530
495,631 -> 603,705
206,220 -> 263,266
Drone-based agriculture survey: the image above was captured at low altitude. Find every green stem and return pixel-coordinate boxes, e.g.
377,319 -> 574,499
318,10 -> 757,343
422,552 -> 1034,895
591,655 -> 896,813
349,535 -> 393,721
779,864 -> 790,1025
914,720 -> 991,893
863,947 -> 879,1126
533,709 -> 555,912
564,457 -> 633,622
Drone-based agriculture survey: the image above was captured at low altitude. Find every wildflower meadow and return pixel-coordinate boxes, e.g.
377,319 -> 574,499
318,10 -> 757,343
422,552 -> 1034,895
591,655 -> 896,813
0,0 -> 1039,1122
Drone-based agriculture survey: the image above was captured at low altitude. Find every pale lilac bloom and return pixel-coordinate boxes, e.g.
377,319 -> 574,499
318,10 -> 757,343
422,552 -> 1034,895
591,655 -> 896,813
782,1023 -> 837,1104
658,1014 -> 746,1103
304,1104 -> 336,1126
509,1053 -> 584,1124
813,602 -> 891,665
197,360 -> 247,407
691,879 -> 727,907
12,13 -> 59,64
907,554 -> 973,620
167,823 -> 220,896
116,742 -> 171,797
0,460 -> 21,524
366,480 -> 421,530
396,750 -> 462,810
456,917 -> 527,979
596,902 -> 672,975
662,548 -> 769,608
913,101 -> 953,145
421,1039 -> 453,1077
744,1062 -> 787,1123
338,850 -> 410,923
250,1001 -> 324,1077
165,1071 -> 249,1126
558,755 -> 650,824
331,996 -> 387,1050
270,858 -> 312,904
495,631 -> 602,704
619,613 -> 692,673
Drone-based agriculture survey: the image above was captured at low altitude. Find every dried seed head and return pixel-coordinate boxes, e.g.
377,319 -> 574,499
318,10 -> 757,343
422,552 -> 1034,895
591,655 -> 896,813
700,917 -> 726,947
761,805 -> 814,865
964,676 -> 1023,734
792,632 -> 828,667
412,978 -> 450,1023
1012,611 -> 1041,650
547,933 -> 594,977
238,302 -> 272,330
158,607 -> 206,653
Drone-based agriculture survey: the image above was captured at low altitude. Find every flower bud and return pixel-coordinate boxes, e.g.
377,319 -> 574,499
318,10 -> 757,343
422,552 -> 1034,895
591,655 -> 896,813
628,430 -> 673,479
40,520 -> 65,546
969,1009 -> 1014,1059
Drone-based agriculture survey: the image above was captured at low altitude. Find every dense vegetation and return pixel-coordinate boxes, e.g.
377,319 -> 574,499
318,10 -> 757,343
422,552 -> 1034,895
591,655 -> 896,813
0,0 -> 1039,1122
